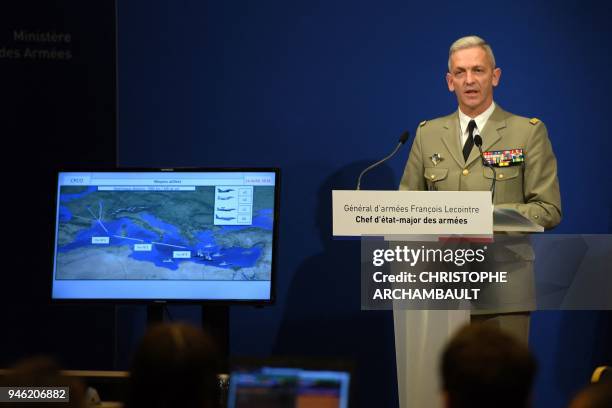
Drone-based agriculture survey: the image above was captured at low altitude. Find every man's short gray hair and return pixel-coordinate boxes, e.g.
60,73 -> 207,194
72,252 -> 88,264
448,35 -> 496,72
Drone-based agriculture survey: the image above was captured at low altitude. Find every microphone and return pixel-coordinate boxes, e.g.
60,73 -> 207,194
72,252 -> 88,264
473,134 -> 496,202
356,131 -> 410,190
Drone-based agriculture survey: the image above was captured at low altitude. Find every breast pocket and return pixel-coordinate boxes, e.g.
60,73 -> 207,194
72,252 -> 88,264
424,167 -> 449,191
483,166 -> 523,203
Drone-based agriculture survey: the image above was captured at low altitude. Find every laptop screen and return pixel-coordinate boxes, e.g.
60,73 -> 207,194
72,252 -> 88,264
227,366 -> 350,408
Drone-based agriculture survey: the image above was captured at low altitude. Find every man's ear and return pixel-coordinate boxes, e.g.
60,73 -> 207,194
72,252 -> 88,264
446,72 -> 455,92
492,67 -> 501,87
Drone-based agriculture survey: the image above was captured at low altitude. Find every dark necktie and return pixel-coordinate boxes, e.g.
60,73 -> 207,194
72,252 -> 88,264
463,119 -> 476,162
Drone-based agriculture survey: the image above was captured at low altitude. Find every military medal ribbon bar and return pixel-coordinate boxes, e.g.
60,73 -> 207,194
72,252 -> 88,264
482,148 -> 525,167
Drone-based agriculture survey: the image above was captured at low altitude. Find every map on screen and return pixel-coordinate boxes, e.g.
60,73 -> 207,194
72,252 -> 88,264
52,171 -> 277,300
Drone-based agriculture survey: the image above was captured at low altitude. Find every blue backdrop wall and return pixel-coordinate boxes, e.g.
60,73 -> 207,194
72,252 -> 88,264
117,1 -> 612,407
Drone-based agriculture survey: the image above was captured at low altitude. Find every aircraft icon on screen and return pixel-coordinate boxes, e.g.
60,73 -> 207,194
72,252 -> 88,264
217,207 -> 235,212
217,188 -> 235,193
215,214 -> 236,221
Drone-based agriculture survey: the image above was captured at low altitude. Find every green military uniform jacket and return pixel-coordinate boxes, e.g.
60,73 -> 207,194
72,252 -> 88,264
399,105 -> 562,230
399,105 -> 562,313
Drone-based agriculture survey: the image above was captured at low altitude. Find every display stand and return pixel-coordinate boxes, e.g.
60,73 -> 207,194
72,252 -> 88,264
145,304 -> 229,368
201,305 -> 230,369
146,304 -> 164,326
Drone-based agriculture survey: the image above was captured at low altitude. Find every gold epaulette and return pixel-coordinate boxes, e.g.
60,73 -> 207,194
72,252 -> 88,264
419,120 -> 427,127
529,118 -> 540,125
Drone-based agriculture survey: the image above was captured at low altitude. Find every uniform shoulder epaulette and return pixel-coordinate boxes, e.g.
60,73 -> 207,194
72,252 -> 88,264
419,120 -> 427,127
529,117 -> 540,125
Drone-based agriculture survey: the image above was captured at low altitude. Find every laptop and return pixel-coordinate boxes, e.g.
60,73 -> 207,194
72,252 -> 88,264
227,364 -> 351,408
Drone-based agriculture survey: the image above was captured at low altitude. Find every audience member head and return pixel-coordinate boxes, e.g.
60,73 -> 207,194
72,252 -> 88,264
440,323 -> 537,408
126,322 -> 220,408
0,356 -> 86,408
568,381 -> 612,408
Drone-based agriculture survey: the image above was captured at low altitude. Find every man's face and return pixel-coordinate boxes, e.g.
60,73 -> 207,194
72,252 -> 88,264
446,46 -> 501,117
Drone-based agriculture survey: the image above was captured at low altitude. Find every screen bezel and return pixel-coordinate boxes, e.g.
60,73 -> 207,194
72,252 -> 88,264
51,167 -> 280,305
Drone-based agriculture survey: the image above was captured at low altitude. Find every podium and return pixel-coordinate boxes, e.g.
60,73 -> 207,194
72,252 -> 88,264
332,190 -> 542,408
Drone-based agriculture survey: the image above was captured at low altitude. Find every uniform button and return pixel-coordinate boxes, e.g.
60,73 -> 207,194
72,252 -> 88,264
430,174 -> 436,180
498,173 -> 504,179
534,215 -> 539,219
462,169 -> 469,176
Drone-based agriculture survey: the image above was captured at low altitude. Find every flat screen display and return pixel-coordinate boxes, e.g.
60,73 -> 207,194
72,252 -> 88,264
51,169 -> 279,302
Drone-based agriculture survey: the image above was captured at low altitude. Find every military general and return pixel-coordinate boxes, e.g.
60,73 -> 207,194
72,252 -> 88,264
399,35 -> 562,342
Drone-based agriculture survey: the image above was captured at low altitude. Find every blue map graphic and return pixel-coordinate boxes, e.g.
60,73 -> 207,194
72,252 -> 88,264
55,188 -> 274,280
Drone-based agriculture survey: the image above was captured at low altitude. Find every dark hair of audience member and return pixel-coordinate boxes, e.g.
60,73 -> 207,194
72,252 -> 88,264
0,356 -> 86,408
441,323 -> 537,408
126,322 -> 221,408
568,381 -> 612,408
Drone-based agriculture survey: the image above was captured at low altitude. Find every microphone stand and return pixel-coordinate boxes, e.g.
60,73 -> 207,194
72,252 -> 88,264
474,134 -> 496,203
356,131 -> 410,190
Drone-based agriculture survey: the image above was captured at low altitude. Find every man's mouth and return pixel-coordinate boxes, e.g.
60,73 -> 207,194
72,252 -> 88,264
465,89 -> 479,94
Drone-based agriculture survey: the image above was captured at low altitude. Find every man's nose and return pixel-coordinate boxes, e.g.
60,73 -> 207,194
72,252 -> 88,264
465,71 -> 475,84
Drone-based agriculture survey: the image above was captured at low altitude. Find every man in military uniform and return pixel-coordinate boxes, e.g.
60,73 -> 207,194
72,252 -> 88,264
399,35 -> 562,342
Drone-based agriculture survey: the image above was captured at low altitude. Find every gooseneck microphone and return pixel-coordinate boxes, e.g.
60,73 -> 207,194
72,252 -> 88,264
473,134 -> 496,202
356,131 -> 410,190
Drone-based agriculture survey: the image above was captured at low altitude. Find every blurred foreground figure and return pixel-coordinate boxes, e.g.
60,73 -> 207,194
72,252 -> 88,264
126,323 -> 220,408
0,356 -> 86,408
440,323 -> 536,408
568,381 -> 612,408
